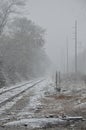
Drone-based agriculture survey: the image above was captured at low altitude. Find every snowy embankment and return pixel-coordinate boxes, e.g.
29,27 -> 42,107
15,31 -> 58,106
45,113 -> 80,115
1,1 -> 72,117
4,118 -> 67,129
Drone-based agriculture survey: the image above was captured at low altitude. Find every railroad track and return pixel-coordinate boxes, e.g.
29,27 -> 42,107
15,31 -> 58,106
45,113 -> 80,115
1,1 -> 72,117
0,78 -> 41,95
0,80 -> 34,95
0,79 -> 45,108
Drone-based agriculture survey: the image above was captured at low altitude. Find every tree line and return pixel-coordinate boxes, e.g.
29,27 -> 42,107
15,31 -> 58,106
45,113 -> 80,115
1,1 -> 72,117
0,0 -> 50,87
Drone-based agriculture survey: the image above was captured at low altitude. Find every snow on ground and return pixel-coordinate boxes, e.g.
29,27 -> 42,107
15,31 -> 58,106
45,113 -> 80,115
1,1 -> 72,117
0,77 -> 41,94
0,78 -> 44,115
0,95 -> 23,115
0,76 -> 86,129
75,102 -> 86,110
0,80 -> 32,94
4,118 -> 66,129
17,78 -> 53,118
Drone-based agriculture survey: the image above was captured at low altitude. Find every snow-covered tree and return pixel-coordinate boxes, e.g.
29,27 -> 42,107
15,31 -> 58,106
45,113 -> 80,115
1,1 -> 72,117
0,17 -> 50,85
0,0 -> 26,86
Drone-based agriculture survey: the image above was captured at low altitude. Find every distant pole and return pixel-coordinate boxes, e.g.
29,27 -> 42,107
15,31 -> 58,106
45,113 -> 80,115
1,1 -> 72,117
75,20 -> 78,74
58,71 -> 61,92
55,71 -> 58,89
58,71 -> 61,84
66,37 -> 69,74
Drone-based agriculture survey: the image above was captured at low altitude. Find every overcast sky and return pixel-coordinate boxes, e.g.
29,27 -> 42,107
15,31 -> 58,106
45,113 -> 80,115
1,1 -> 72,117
27,0 -> 86,72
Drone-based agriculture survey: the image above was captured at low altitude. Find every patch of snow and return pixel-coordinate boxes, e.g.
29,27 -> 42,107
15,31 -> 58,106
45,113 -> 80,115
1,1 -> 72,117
0,80 -> 33,94
0,78 -> 44,115
18,79 -> 53,118
0,95 -> 23,115
75,102 -> 86,109
4,118 -> 66,128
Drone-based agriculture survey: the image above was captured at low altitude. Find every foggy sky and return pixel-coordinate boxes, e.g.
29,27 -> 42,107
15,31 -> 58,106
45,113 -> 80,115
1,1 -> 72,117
27,0 -> 86,72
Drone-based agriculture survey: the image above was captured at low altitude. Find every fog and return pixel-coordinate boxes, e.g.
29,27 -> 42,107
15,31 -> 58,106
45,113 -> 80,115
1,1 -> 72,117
0,0 -> 86,87
28,0 -> 86,72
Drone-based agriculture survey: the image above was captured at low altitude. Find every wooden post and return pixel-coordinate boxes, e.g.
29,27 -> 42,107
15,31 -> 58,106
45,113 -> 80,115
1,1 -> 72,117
55,71 -> 61,92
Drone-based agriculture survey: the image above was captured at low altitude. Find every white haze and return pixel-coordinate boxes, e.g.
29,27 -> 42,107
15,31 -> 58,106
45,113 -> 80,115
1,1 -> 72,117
27,0 -> 86,72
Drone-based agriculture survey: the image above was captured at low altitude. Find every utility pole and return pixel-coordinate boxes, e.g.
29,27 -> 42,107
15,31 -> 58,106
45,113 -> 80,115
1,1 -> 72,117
75,20 -> 78,74
66,37 -> 69,74
55,71 -> 58,89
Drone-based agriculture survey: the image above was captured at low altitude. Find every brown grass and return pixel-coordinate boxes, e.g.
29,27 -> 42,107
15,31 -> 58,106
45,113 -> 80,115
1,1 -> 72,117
80,98 -> 86,103
47,94 -> 73,100
55,94 -> 73,100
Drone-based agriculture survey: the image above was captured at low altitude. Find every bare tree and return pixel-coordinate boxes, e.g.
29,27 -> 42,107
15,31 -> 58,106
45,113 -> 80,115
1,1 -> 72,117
0,17 -> 49,85
0,0 -> 26,86
0,0 -> 26,35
